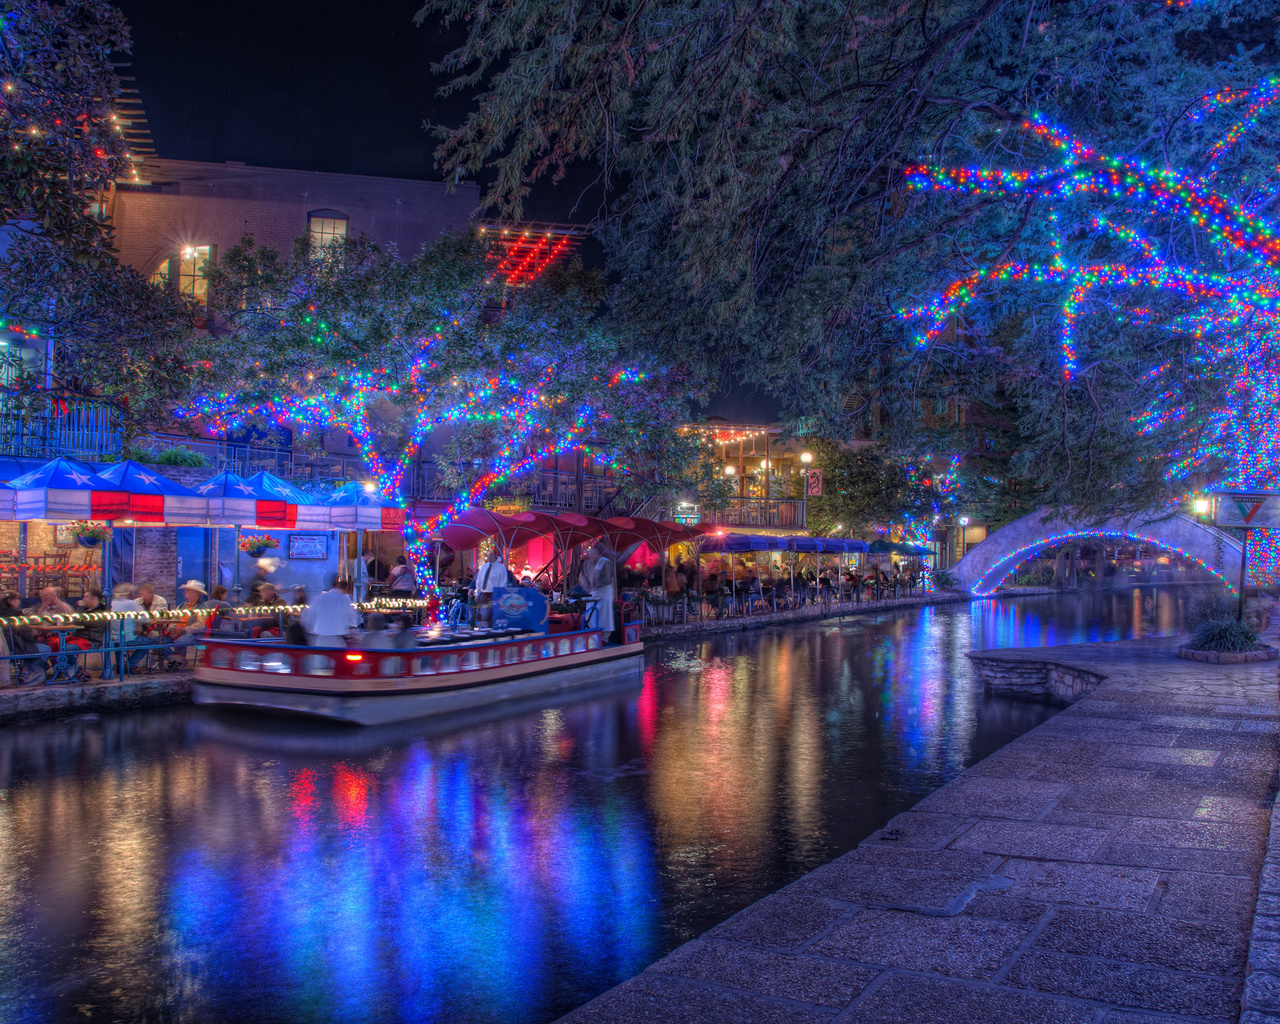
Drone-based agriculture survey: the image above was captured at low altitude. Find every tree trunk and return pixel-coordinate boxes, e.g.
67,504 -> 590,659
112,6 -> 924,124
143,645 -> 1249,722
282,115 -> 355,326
1052,548 -> 1067,589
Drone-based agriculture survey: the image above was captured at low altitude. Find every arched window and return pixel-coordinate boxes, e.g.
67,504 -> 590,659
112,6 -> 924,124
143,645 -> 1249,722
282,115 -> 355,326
308,210 -> 348,248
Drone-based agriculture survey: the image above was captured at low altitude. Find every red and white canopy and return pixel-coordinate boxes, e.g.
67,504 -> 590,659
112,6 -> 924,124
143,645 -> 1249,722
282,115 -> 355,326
325,482 -> 406,532
197,470 -> 330,528
97,460 -> 209,525
8,458 -> 129,521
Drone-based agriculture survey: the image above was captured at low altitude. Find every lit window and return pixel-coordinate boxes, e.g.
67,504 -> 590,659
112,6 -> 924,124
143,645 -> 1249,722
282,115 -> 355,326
309,212 -> 348,248
151,246 -> 211,304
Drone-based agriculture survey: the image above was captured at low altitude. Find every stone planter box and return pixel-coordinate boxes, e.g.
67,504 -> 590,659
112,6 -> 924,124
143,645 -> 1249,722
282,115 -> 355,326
1176,644 -> 1278,664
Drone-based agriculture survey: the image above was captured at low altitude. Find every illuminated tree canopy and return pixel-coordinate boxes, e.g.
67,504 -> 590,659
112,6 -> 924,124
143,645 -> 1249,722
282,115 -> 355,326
187,232 -> 703,590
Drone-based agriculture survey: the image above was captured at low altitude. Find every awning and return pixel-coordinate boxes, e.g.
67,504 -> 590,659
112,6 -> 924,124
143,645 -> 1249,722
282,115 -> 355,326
823,538 -> 870,553
325,481 -> 407,532
243,472 -> 331,529
430,507 -> 551,552
7,458 -> 129,521
97,460 -> 209,525
701,533 -> 786,552
787,537 -> 824,552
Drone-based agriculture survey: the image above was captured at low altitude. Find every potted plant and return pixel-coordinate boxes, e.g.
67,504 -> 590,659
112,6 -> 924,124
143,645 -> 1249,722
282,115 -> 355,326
239,534 -> 279,559
72,520 -> 112,549
1177,591 -> 1278,663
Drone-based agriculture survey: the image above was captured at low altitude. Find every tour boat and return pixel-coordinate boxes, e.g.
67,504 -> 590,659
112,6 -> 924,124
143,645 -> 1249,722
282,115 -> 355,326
193,624 -> 645,726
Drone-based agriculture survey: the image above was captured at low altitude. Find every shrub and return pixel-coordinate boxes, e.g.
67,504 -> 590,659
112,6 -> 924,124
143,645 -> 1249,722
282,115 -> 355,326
1189,616 -> 1260,653
154,445 -> 209,467
930,569 -> 959,590
1188,589 -> 1235,627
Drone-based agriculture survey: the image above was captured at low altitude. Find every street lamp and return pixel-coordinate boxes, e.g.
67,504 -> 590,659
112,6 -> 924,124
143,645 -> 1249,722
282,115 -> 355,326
1193,498 -> 1211,515
723,465 -> 736,475
957,516 -> 970,559
800,452 -> 813,464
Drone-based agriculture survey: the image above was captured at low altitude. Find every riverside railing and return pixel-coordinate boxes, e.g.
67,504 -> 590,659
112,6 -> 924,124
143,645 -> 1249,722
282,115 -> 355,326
0,599 -> 433,687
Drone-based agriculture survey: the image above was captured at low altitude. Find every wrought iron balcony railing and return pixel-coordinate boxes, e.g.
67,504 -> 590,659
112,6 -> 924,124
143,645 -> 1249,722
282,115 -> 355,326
0,397 -> 122,460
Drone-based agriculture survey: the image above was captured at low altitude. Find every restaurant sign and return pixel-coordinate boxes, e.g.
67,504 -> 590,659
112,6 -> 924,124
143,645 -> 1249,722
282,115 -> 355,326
1215,493 -> 1280,529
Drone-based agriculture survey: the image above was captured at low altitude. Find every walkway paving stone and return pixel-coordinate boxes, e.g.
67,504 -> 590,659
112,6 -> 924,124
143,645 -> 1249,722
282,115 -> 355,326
557,636 -> 1280,1023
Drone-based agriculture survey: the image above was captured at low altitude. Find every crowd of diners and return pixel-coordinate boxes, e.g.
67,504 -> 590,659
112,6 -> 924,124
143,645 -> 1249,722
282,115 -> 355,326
0,571 -> 424,686
635,558 -> 925,619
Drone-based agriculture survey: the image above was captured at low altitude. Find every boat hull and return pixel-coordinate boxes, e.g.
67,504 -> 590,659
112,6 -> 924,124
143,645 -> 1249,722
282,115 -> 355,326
194,640 -> 646,725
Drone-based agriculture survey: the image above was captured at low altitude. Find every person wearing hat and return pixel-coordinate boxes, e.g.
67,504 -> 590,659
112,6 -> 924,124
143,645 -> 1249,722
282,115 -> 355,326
163,580 -> 208,669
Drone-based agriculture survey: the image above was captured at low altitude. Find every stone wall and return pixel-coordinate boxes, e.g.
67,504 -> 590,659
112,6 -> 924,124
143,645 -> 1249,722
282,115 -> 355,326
0,674 -> 192,726
966,653 -> 1109,704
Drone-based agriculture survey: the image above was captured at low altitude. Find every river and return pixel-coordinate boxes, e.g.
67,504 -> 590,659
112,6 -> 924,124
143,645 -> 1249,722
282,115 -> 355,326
0,586 -> 1195,1024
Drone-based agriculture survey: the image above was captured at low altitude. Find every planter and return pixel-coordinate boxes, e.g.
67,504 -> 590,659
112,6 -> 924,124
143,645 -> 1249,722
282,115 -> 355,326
1176,644 -> 1278,664
244,545 -> 269,559
77,536 -> 102,550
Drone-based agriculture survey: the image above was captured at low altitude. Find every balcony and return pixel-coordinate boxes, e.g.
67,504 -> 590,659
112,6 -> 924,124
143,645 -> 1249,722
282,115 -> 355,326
0,397 -> 122,460
698,498 -> 806,529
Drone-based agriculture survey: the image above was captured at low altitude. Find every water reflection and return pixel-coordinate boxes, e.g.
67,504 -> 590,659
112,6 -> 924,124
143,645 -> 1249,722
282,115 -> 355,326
0,587 -> 1190,1024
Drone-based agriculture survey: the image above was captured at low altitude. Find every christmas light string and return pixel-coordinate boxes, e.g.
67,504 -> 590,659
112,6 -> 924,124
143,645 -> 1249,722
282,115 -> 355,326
901,75 -> 1280,583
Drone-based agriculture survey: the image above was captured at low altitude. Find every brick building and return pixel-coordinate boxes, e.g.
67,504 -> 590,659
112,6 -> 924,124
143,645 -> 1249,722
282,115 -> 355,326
108,157 -> 479,303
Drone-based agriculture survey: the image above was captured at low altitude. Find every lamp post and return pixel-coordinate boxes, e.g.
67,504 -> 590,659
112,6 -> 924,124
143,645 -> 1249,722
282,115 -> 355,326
958,516 -> 970,560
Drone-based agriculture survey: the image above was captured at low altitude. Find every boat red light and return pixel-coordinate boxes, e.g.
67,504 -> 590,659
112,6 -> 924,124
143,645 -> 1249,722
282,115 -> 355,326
345,653 -> 363,662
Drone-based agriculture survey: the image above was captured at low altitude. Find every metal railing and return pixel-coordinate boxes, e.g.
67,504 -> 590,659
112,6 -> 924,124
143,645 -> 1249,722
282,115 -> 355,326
698,498 -> 807,528
138,434 -> 368,484
0,397 -> 122,460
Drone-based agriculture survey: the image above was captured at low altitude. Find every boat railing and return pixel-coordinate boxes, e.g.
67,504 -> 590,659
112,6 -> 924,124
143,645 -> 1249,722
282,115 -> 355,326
201,629 -> 607,684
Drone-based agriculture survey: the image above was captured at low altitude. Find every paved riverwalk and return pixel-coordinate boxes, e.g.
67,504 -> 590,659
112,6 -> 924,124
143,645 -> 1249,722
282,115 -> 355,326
560,636 -> 1279,1023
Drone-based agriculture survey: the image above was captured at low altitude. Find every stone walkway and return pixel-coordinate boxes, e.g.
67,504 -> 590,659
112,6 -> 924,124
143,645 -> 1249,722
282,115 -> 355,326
0,672 -> 192,724
560,636 -> 1279,1023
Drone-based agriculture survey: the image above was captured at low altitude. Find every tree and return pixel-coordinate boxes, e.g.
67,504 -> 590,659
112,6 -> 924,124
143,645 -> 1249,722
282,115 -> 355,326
190,231 -> 704,591
804,440 -> 958,541
0,1 -> 197,437
418,0 -> 1279,514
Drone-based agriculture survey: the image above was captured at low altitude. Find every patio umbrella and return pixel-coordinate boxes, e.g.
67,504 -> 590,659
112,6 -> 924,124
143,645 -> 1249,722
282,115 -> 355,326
97,460 -> 209,525
8,458 -> 129,520
325,481 -> 406,532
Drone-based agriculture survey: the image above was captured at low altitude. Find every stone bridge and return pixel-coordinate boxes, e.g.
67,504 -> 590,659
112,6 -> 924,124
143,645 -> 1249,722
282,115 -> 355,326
951,508 -> 1242,596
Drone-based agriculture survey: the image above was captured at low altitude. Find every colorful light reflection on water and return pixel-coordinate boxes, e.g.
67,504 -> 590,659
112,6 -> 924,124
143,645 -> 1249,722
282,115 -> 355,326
0,587 -> 1193,1024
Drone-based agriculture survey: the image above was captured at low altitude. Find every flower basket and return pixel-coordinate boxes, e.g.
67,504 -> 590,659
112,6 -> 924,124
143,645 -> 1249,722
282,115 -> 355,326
73,520 -> 112,548
239,534 -> 279,558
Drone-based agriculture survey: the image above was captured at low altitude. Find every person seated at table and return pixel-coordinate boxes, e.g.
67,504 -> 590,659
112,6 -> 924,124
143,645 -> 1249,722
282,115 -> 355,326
1,591 -> 47,682
161,580 -> 209,668
61,589 -> 108,679
664,565 -> 681,598
247,581 -> 286,637
703,572 -> 726,618
110,583 -> 153,671
35,586 -> 74,616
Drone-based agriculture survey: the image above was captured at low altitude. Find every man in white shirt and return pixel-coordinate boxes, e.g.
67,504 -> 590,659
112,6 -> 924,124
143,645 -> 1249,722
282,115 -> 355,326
471,548 -> 509,623
584,543 -> 616,634
300,578 -> 359,647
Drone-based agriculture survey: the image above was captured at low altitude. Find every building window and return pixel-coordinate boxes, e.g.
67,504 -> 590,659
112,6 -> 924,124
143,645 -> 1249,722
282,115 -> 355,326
150,246 -> 211,304
933,396 -> 948,415
309,211 -> 348,248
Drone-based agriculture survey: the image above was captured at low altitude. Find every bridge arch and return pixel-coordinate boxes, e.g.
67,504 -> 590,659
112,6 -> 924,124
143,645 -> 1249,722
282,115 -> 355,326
951,509 -> 1241,596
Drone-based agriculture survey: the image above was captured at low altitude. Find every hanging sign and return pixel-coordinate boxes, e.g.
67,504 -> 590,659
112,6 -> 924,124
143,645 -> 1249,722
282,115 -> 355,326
1215,493 -> 1280,529
806,469 -> 823,497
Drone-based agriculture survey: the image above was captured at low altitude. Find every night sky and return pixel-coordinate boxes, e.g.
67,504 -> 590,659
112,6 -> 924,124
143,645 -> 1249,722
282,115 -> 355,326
116,0 -> 603,222
116,0 -> 775,422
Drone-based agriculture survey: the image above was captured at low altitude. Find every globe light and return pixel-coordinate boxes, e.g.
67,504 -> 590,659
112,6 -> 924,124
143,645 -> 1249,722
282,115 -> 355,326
724,465 -> 736,476
800,452 -> 814,464
760,459 -> 771,469
959,516 -> 970,526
